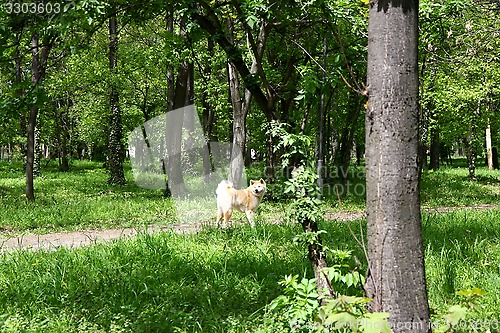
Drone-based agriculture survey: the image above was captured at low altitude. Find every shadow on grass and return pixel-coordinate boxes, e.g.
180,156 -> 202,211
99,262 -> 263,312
420,166 -> 500,207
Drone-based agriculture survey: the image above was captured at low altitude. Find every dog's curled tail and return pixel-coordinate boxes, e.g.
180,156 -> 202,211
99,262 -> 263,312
216,180 -> 234,196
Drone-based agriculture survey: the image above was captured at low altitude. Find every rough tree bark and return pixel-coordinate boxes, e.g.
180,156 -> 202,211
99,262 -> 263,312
365,1 -> 430,332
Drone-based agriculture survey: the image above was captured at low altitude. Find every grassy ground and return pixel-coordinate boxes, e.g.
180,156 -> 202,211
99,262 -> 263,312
0,160 -> 176,233
0,214 -> 498,332
0,159 -> 499,332
322,160 -> 500,211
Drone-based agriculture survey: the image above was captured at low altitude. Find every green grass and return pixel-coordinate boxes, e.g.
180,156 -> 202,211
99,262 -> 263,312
423,210 -> 500,321
0,224 -> 309,332
1,159 -> 500,331
321,160 -> 500,211
0,212 -> 498,332
421,166 -> 500,207
0,160 -> 176,233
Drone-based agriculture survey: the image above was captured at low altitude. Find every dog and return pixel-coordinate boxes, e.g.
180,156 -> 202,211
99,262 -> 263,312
216,179 -> 266,227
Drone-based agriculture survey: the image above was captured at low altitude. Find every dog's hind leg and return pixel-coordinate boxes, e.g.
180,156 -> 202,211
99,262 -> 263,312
222,209 -> 232,228
216,208 -> 223,225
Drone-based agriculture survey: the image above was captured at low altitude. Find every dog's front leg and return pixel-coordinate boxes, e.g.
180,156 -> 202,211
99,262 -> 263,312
245,210 -> 255,228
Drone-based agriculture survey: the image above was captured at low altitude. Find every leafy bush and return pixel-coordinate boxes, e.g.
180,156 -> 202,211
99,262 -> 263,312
260,251 -> 391,333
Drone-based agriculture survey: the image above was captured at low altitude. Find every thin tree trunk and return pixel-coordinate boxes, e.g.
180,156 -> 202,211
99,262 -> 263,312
26,104 -> 38,202
26,32 -> 50,201
59,94 -> 71,171
365,1 -> 430,332
486,119 -> 493,170
226,18 -> 248,188
33,128 -> 41,176
317,36 -> 327,198
465,102 -> 479,180
301,218 -> 333,301
227,61 -> 246,188
15,32 -> 26,156
108,11 -> 126,185
429,128 -> 440,170
336,93 -> 362,187
465,134 -> 476,180
26,33 -> 40,201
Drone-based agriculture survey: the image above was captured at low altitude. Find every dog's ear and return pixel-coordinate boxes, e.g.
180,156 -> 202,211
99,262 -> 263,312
259,178 -> 265,184
250,180 -> 255,185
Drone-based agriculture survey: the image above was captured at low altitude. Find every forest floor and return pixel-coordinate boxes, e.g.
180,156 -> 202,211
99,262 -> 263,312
2,203 -> 498,252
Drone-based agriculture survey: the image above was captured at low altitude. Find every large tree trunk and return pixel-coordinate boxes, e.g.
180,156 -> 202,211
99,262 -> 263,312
108,12 -> 126,185
365,1 -> 430,332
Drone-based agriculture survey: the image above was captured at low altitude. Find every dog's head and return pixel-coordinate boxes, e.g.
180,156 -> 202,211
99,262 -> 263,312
249,178 -> 266,196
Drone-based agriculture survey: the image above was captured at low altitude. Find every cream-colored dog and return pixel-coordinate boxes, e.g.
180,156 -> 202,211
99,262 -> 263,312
216,179 -> 266,227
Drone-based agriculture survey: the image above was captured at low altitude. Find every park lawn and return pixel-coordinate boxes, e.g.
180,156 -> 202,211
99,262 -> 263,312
0,160 -> 177,233
0,159 -> 500,331
1,159 -> 499,233
322,160 -> 500,212
0,211 -> 499,332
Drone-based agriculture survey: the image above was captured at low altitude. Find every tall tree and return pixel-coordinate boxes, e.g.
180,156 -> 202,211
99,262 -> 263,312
364,1 -> 430,332
107,9 -> 126,185
26,32 -> 52,201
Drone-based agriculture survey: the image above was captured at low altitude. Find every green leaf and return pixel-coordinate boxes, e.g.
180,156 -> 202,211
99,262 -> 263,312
456,287 -> 487,297
443,305 -> 467,326
268,295 -> 289,311
324,311 -> 358,329
359,312 -> 392,333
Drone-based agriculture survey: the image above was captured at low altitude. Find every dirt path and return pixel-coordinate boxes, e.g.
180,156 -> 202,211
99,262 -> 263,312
1,204 -> 499,252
